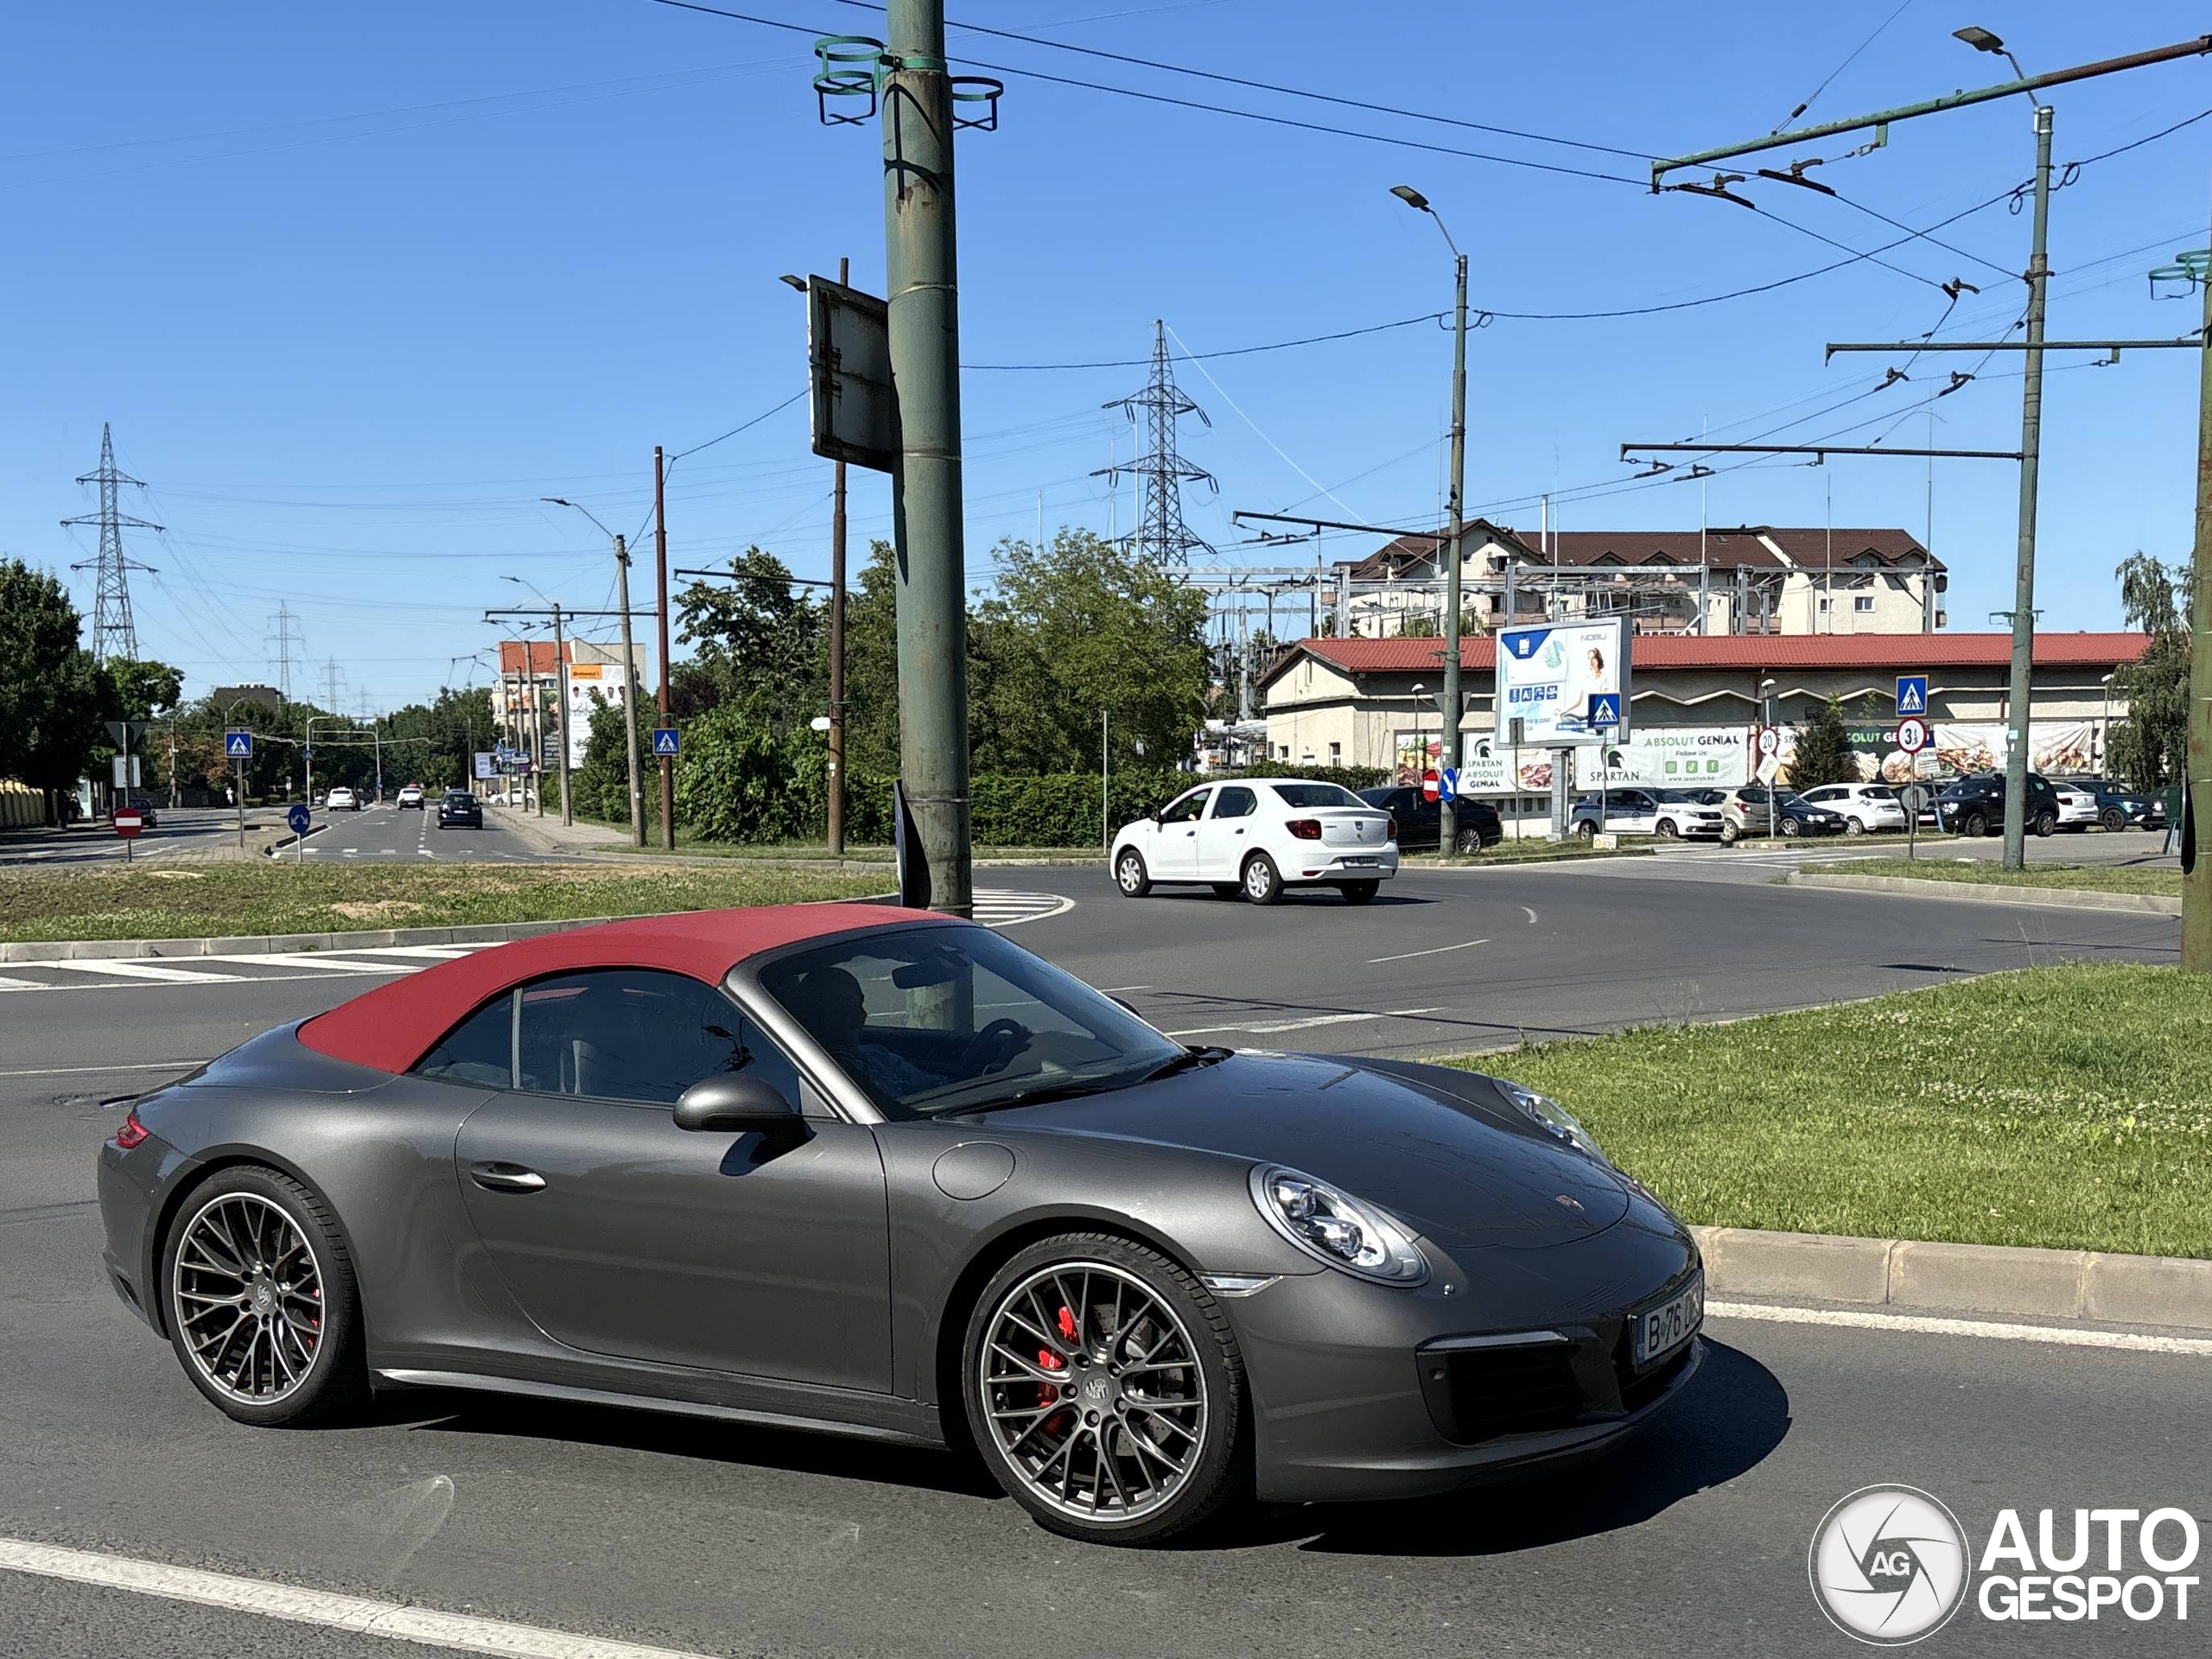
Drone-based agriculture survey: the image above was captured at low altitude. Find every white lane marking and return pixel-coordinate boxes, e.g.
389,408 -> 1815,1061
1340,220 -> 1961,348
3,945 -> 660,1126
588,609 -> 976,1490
39,960 -> 250,983
970,891 -> 1075,927
0,975 -> 47,991
1708,1300 -> 2212,1357
207,953 -> 415,975
1166,1006 -> 1442,1038
1368,938 -> 1488,965
0,1535 -> 721,1659
1521,906 -> 1539,925
0,1059 -> 207,1078
1097,984 -> 1151,994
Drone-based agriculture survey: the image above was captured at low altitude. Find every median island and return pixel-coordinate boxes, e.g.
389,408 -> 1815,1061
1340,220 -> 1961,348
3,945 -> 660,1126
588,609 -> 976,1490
1465,963 -> 2211,1260
0,862 -> 887,944
1817,858 -> 2181,898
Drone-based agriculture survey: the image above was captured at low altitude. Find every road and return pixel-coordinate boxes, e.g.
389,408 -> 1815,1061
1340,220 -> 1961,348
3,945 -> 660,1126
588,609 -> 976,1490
289,800 -> 584,865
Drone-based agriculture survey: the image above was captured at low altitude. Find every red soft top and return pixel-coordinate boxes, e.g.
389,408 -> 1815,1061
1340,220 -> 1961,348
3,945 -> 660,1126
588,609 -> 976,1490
296,903 -> 926,1075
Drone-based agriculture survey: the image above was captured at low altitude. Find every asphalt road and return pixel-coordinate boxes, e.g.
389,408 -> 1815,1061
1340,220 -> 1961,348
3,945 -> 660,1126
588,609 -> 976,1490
290,799 -> 580,865
0,807 -> 248,868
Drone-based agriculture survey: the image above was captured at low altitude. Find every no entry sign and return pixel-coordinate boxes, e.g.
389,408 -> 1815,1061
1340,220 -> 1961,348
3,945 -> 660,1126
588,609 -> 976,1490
112,809 -> 143,838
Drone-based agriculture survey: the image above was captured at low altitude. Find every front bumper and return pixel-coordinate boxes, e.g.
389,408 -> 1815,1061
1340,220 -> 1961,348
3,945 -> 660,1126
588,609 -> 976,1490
1229,1209 -> 1702,1503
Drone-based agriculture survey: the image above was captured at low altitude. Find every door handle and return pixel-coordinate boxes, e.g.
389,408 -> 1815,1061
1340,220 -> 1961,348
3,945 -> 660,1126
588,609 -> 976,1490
469,1161 -> 546,1193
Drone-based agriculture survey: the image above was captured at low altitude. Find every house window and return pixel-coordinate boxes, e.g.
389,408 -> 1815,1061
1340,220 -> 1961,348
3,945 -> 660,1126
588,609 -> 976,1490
1853,595 -> 1875,613
1328,742 -> 1341,765
1817,596 -> 1831,613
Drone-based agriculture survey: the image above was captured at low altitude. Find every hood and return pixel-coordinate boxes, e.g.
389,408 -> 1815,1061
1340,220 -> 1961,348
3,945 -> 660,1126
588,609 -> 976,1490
982,1052 -> 1630,1254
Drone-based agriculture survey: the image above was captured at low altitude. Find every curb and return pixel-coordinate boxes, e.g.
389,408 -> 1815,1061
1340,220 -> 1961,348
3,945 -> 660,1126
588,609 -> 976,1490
1693,1225 -> 2212,1332
1787,870 -> 2180,915
0,916 -> 613,963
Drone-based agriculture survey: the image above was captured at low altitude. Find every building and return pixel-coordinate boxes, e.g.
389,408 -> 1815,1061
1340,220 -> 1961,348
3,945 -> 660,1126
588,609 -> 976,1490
498,639 -> 647,772
1335,523 -> 1945,639
1260,631 -> 2148,828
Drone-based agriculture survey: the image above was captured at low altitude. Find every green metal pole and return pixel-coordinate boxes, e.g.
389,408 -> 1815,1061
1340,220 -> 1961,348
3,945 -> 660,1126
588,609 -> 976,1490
2001,105 -> 2053,873
881,0 -> 973,917
1440,251 -> 1467,856
2184,204 -> 2212,972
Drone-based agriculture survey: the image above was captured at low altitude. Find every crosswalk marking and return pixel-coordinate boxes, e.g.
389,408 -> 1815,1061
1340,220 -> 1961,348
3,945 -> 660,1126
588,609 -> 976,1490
39,960 -> 250,983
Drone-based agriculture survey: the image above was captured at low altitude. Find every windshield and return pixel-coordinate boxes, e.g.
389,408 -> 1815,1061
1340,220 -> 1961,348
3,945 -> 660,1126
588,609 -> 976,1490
757,923 -> 1185,1118
1271,783 -> 1363,808
1652,789 -> 1707,803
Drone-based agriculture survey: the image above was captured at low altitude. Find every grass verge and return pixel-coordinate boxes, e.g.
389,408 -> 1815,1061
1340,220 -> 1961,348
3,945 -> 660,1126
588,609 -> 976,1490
0,862 -> 888,943
1463,963 -> 2212,1259
588,838 -> 1101,863
1818,858 -> 2181,898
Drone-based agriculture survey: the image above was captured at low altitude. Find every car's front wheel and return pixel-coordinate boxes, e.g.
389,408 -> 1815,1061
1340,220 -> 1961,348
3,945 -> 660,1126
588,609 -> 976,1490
1241,853 -> 1283,905
1655,818 -> 1679,839
1338,880 -> 1380,905
2034,810 -> 2057,837
1114,849 -> 1151,898
162,1166 -> 366,1428
1453,826 -> 1486,855
2101,807 -> 2126,832
1846,817 -> 1865,835
1962,810 -> 1989,837
963,1234 -> 1246,1545
1780,817 -> 1802,838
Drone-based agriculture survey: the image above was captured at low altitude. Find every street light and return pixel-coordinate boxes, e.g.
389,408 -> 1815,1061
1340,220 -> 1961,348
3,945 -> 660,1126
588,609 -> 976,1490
1954,24 -> 2026,81
543,496 -> 645,847
1390,183 -> 1470,855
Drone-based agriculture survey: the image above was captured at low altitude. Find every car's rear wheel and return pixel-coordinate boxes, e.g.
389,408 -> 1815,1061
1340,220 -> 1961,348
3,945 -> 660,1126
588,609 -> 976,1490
1453,826 -> 1487,855
2101,807 -> 2126,832
1338,880 -> 1380,905
963,1235 -> 1246,1545
162,1166 -> 366,1428
1114,849 -> 1151,898
1846,817 -> 1865,835
2034,809 -> 2057,837
1241,853 -> 1283,905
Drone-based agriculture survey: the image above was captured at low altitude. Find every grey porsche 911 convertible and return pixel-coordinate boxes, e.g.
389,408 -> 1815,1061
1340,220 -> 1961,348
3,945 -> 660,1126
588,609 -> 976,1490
96,903 -> 1703,1544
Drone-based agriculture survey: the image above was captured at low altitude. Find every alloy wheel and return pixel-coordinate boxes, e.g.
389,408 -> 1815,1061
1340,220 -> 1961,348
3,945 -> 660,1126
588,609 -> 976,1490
171,1192 -> 323,1404
977,1262 -> 1208,1526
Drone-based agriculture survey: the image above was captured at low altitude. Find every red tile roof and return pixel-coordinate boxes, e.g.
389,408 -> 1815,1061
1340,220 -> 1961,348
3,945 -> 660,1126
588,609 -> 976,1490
1261,631 -> 2149,689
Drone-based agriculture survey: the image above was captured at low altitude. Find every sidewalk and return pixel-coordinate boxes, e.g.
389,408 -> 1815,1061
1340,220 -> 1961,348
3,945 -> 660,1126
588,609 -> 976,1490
489,802 -> 630,858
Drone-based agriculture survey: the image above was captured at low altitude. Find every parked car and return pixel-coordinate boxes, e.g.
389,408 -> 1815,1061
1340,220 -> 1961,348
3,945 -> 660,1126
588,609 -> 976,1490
1935,772 -> 2060,837
325,786 -> 360,812
1796,782 -> 1909,836
1355,785 -> 1503,854
1567,787 -> 1726,840
437,789 -> 484,830
1716,786 -> 1847,841
2050,781 -> 2102,831
396,785 -> 425,810
1114,779 -> 1397,905
2056,776 -> 2158,831
117,793 -> 161,830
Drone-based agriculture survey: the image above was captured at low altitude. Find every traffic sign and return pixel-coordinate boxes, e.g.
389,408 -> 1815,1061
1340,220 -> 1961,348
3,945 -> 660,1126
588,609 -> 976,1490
224,729 -> 253,759
287,804 -> 311,836
111,809 -> 143,839
1438,766 -> 1459,804
1756,726 -> 1782,756
651,727 -> 680,757
1421,771 -> 1440,804
1897,715 -> 1931,755
1586,692 -> 1623,728
1896,675 -> 1929,717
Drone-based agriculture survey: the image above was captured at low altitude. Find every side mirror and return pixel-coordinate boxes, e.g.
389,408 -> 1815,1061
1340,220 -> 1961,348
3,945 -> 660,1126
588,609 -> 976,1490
673,1073 -> 802,1135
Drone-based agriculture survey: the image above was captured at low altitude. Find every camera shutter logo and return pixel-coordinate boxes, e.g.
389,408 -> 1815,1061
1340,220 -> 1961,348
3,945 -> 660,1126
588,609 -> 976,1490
1809,1485 -> 1970,1644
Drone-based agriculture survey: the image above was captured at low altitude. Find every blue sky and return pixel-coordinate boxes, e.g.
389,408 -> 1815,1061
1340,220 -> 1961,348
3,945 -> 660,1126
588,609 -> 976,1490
5,1 -> 2209,709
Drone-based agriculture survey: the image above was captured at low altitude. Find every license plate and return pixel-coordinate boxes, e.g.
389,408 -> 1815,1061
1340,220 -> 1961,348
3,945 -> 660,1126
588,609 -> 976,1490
1633,1275 -> 1703,1365
1342,855 -> 1378,867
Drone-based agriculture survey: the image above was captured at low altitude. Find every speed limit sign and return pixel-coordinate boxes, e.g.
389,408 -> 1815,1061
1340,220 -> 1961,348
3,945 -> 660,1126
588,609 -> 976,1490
1897,715 -> 1931,755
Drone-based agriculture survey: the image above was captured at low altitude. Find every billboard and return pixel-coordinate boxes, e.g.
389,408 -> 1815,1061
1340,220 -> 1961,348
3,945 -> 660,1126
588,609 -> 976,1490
565,662 -> 628,770
1496,617 -> 1631,747
1574,727 -> 1749,790
1394,734 -> 1556,797
1764,720 -> 2095,785
473,752 -> 497,780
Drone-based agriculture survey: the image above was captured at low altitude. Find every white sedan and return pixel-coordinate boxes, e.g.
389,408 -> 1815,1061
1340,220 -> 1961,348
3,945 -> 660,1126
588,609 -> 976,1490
1796,782 -> 1909,835
1112,779 -> 1398,905
2051,782 -> 2101,830
325,786 -> 361,812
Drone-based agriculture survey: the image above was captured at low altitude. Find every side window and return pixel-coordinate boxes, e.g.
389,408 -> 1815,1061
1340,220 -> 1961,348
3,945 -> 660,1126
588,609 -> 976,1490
415,993 -> 514,1089
1158,789 -> 1211,825
1211,785 -> 1258,819
512,969 -> 798,1107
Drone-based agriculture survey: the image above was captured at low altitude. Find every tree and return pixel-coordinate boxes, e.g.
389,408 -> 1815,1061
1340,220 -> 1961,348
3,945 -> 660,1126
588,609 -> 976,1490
108,659 -> 183,721
0,559 -> 112,819
2105,551 -> 2190,791
1786,694 -> 1860,789
674,547 -> 823,728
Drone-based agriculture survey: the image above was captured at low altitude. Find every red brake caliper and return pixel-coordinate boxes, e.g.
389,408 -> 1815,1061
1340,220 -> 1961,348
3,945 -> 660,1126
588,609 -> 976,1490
1036,1305 -> 1078,1429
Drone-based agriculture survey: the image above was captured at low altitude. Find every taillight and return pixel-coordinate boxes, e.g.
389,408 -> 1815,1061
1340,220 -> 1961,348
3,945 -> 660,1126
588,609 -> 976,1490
1287,818 -> 1322,841
113,1107 -> 149,1150
1386,813 -> 1399,842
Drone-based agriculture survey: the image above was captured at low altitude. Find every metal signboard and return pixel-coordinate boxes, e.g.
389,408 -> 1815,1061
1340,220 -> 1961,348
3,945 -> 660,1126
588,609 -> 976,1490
1587,692 -> 1623,728
112,809 -> 143,838
473,751 -> 498,781
225,730 -> 254,759
1495,616 -> 1631,747
807,275 -> 898,474
1896,675 -> 1929,717
287,804 -> 312,835
1438,767 -> 1459,804
651,727 -> 681,757
1896,715 -> 1931,755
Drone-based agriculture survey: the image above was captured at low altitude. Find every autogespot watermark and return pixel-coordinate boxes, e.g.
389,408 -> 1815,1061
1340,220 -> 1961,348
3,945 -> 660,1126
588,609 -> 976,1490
1810,1485 -> 2202,1644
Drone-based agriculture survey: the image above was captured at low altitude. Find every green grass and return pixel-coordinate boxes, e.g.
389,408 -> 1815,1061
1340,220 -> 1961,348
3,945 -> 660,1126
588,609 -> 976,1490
1821,858 -> 2181,898
0,862 -> 887,943
1461,963 -> 2212,1259
588,838 -> 1100,863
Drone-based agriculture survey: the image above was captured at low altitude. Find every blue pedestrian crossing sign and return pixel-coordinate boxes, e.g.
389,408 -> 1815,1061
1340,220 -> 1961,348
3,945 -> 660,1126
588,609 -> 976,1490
651,727 -> 681,757
1586,692 -> 1623,728
224,729 -> 253,759
1896,675 -> 1929,716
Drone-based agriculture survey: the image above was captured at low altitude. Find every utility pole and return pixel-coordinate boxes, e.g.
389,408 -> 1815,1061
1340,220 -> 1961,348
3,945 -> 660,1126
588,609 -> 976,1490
518,637 -> 542,814
829,255 -> 851,857
549,603 -> 572,827
653,447 -> 676,851
2188,214 -> 2212,972
882,0 -> 973,916
1999,104 -> 2055,871
613,534 -> 646,848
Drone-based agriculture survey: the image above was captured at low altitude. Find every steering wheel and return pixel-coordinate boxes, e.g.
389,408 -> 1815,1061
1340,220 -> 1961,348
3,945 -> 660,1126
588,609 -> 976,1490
957,1018 -> 1030,1076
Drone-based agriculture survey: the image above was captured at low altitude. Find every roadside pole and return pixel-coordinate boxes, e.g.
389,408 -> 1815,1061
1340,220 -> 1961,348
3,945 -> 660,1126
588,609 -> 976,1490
882,0 -> 973,916
613,534 -> 646,849
1509,716 -> 1523,842
549,602 -> 573,827
1440,246 -> 1468,858
653,447 -> 677,851
234,757 -> 245,851
2186,196 -> 2212,972
2000,105 -> 2055,873
828,254 -> 851,859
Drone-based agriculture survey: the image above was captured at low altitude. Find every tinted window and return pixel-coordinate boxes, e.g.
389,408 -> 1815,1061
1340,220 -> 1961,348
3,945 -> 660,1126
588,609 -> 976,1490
1158,789 -> 1210,825
1211,786 -> 1258,819
415,993 -> 513,1088
1271,783 -> 1363,808
513,969 -> 794,1106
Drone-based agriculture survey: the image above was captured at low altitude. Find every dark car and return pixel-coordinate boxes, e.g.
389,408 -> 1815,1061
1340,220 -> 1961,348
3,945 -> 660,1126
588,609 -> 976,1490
118,793 -> 161,830
2056,776 -> 2160,832
436,789 -> 483,830
1356,785 -> 1503,853
95,906 -> 1702,1546
1936,771 -> 2061,837
1719,785 -> 1847,841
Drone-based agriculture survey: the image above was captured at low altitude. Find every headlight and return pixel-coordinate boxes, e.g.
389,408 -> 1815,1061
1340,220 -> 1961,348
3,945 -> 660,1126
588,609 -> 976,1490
1495,1078 -> 1607,1163
1249,1165 -> 1427,1285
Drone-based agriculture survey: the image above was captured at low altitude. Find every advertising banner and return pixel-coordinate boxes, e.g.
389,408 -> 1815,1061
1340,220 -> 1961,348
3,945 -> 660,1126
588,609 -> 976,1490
1573,727 -> 1749,790
565,662 -> 627,770
1496,617 -> 1631,747
1762,720 -> 2097,785
472,751 -> 497,781
1396,734 -> 1555,796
